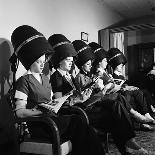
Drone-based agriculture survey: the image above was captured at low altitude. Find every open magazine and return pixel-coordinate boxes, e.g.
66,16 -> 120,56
37,91 -> 73,114
114,79 -> 126,87
104,79 -> 126,94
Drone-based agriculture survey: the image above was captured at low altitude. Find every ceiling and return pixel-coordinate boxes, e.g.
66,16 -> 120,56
102,0 -> 155,19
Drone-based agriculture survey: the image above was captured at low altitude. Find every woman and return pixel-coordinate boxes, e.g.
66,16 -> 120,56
107,47 -> 155,130
11,26 -> 105,155
49,37 -> 148,154
147,62 -> 155,103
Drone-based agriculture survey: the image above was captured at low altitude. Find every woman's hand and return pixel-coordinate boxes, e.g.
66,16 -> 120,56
123,85 -> 139,91
102,82 -> 115,94
81,88 -> 92,102
15,100 -> 42,118
95,78 -> 104,90
16,108 -> 42,118
47,100 -> 59,106
107,83 -> 121,94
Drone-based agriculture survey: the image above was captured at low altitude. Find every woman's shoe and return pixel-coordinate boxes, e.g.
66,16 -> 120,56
140,124 -> 155,131
147,119 -> 155,125
125,138 -> 141,150
125,138 -> 148,154
130,109 -> 153,123
126,147 -> 149,155
145,113 -> 155,122
151,105 -> 155,113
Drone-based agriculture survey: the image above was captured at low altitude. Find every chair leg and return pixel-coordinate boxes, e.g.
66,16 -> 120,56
93,128 -> 109,154
105,132 -> 109,154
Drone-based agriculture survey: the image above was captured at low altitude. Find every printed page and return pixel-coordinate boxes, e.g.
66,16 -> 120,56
38,91 -> 73,113
114,79 -> 126,87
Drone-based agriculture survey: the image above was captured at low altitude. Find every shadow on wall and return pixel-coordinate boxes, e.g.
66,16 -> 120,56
0,38 -> 13,99
0,39 -> 18,149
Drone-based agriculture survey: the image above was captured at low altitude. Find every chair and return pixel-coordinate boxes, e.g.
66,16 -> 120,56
75,94 -> 110,154
61,105 -> 110,154
8,54 -> 90,155
93,127 -> 110,153
7,86 -> 89,155
68,101 -> 110,153
17,116 -> 70,155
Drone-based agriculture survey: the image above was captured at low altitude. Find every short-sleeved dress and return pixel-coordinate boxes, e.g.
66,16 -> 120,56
15,73 -> 71,139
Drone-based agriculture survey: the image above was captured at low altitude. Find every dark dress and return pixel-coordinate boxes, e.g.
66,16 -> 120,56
113,73 -> 153,115
15,73 -> 105,155
50,70 -> 136,154
146,73 -> 155,99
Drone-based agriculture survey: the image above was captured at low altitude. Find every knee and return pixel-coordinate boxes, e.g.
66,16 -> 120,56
71,114 -> 88,127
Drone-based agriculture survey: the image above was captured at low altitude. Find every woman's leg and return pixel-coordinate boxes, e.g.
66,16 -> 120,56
85,98 -> 135,154
142,89 -> 155,114
28,114 -> 105,155
62,114 -> 105,155
129,89 -> 149,115
99,96 -> 148,154
121,90 -> 154,123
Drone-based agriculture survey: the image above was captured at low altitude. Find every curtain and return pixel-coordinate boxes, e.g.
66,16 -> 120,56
110,32 -> 125,76
112,32 -> 124,54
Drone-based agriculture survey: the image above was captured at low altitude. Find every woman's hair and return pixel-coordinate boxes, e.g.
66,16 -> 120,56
91,59 -> 99,74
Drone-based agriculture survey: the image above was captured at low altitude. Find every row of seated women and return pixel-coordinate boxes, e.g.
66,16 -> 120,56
107,48 -> 155,130
146,63 -> 155,100
48,35 -> 155,154
6,25 -> 155,155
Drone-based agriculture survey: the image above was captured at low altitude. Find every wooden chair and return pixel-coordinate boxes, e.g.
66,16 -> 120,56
8,54 -> 90,155
70,99 -> 110,154
7,86 -> 89,155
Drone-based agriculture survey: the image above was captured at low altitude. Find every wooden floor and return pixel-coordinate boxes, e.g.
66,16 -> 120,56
108,130 -> 155,154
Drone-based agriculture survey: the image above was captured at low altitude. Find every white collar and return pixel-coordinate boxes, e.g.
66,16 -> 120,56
57,68 -> 70,77
24,70 -> 43,75
114,70 -> 122,76
24,70 -> 32,75
96,67 -> 106,74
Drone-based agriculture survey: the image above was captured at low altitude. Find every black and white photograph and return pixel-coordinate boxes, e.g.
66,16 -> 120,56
0,0 -> 155,154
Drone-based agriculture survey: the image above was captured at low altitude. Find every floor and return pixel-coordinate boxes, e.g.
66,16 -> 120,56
20,129 -> 155,155
108,97 -> 155,155
108,130 -> 155,154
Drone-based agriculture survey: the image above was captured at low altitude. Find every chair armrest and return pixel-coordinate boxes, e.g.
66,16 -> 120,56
59,106 -> 89,124
16,116 -> 61,155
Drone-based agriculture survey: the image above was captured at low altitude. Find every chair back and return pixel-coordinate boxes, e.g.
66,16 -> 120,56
6,84 -> 31,143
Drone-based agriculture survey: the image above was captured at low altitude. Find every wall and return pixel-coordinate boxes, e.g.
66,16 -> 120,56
127,29 -> 155,46
0,0 -> 122,97
1,0 -> 122,42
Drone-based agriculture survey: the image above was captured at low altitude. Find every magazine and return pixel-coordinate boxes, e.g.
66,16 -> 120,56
114,79 -> 126,87
103,79 -> 126,94
37,91 -> 73,114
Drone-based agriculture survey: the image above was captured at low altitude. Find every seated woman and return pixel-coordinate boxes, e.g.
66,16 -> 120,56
89,42 -> 154,123
147,62 -> 155,103
107,48 -> 155,129
49,36 -> 148,154
11,25 -> 105,155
